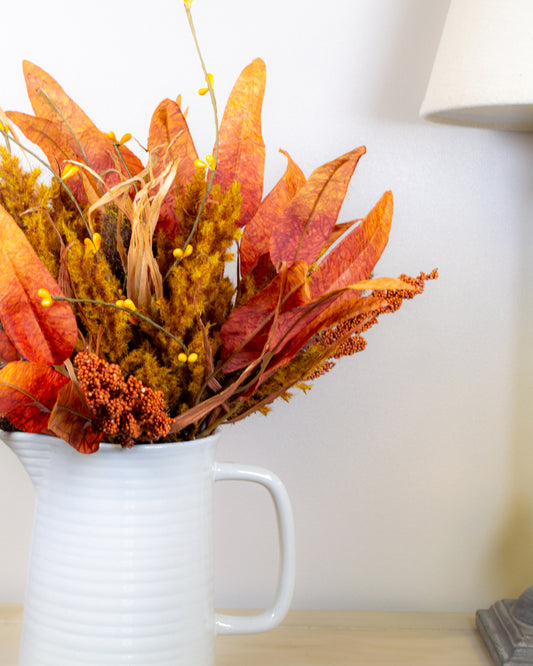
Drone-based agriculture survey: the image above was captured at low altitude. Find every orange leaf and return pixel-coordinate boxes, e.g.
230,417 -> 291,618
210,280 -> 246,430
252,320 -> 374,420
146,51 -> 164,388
148,99 -> 198,236
269,146 -> 366,268
6,110 -> 80,177
0,361 -> 69,432
11,63 -> 143,202
310,191 -> 393,297
240,149 -> 306,276
22,60 -> 95,136
7,111 -> 95,205
0,205 -> 78,365
214,58 -> 266,226
48,381 -> 103,454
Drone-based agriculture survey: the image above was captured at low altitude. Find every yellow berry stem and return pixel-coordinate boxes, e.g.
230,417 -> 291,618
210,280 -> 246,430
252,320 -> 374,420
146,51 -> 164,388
177,2 -> 220,272
50,294 -> 189,353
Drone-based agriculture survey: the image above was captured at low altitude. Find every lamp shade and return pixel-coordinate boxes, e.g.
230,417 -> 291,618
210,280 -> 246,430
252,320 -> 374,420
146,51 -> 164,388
420,0 -> 533,130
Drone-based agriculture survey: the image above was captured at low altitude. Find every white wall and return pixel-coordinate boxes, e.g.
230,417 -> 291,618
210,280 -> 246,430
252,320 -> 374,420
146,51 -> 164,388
1,0 -> 532,613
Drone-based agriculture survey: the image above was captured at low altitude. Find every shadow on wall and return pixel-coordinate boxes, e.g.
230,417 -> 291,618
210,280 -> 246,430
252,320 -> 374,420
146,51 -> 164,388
369,0 -> 450,124
489,132 -> 533,598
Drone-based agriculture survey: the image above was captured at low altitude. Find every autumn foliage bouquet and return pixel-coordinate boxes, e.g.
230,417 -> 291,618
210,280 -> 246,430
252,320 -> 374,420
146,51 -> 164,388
0,2 -> 435,453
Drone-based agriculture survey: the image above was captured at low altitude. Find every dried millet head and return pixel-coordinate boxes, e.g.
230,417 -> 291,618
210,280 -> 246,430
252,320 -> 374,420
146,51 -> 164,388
75,350 -> 173,445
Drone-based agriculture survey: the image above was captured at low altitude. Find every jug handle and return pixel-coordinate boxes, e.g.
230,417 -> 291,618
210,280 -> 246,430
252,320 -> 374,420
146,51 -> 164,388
213,462 -> 295,635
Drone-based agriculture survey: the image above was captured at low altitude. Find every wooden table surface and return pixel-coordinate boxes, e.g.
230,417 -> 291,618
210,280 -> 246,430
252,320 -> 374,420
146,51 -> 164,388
0,604 -> 493,665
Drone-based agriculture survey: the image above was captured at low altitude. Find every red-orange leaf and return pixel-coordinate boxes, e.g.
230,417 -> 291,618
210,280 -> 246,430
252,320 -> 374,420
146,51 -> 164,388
0,361 -> 69,432
12,63 -> 143,200
264,276 -> 416,376
22,60 -> 95,136
0,330 -> 19,364
48,381 -> 103,454
260,291 -> 389,377
269,146 -> 366,268
149,98 -> 197,188
240,149 -> 306,276
310,191 -> 393,297
6,110 -> 80,177
214,58 -> 266,226
78,127 -> 143,188
220,262 -> 310,372
148,98 -> 198,236
0,205 -> 78,365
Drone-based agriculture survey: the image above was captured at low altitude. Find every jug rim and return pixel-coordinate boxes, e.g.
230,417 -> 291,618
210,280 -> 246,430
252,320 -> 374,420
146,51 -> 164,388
0,428 -> 221,451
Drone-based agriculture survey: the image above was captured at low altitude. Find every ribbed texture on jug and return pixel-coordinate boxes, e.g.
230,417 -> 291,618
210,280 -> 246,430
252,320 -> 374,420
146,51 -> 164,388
19,438 -> 217,666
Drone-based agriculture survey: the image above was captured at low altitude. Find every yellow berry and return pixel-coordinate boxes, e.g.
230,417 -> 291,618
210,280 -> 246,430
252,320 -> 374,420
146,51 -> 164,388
205,154 -> 216,170
115,299 -> 125,308
178,352 -> 188,363
183,244 -> 193,257
173,247 -> 184,258
41,299 -> 53,308
123,299 -> 136,311
107,131 -> 117,142
62,164 -> 80,180
198,73 -> 214,95
119,133 -> 132,145
37,288 -> 51,300
194,158 -> 208,169
84,232 -> 101,253
187,353 -> 198,363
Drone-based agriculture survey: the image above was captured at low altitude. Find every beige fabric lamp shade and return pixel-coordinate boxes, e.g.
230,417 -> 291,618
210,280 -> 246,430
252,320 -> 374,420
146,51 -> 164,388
420,0 -> 533,131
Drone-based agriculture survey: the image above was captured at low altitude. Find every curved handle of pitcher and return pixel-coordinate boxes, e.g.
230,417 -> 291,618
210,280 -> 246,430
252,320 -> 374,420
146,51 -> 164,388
213,462 -> 295,635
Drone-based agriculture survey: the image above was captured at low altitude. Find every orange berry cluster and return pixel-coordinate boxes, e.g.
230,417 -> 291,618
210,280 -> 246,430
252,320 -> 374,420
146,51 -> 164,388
75,351 -> 173,446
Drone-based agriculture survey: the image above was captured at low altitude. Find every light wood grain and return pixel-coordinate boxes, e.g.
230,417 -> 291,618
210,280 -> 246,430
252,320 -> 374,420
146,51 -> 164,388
0,605 -> 492,665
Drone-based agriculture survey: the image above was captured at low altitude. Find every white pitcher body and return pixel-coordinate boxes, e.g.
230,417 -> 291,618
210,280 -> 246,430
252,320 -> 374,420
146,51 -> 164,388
1,432 -> 295,666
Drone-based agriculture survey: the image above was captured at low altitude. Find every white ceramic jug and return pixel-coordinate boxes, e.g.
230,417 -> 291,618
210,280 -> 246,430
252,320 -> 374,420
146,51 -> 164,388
1,431 -> 295,666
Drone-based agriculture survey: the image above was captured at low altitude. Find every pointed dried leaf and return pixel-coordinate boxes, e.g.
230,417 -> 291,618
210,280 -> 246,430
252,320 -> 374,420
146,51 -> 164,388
0,361 -> 69,432
262,290 -> 389,375
48,381 -> 103,454
0,330 -> 19,364
0,205 -> 78,365
323,220 -> 360,254
149,98 -> 198,188
220,262 -> 310,371
6,110 -> 80,176
22,60 -> 96,136
78,127 -> 143,188
265,278 -> 417,375
240,149 -> 306,275
269,146 -> 366,268
148,98 -> 198,236
310,191 -> 393,297
215,58 -> 266,226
